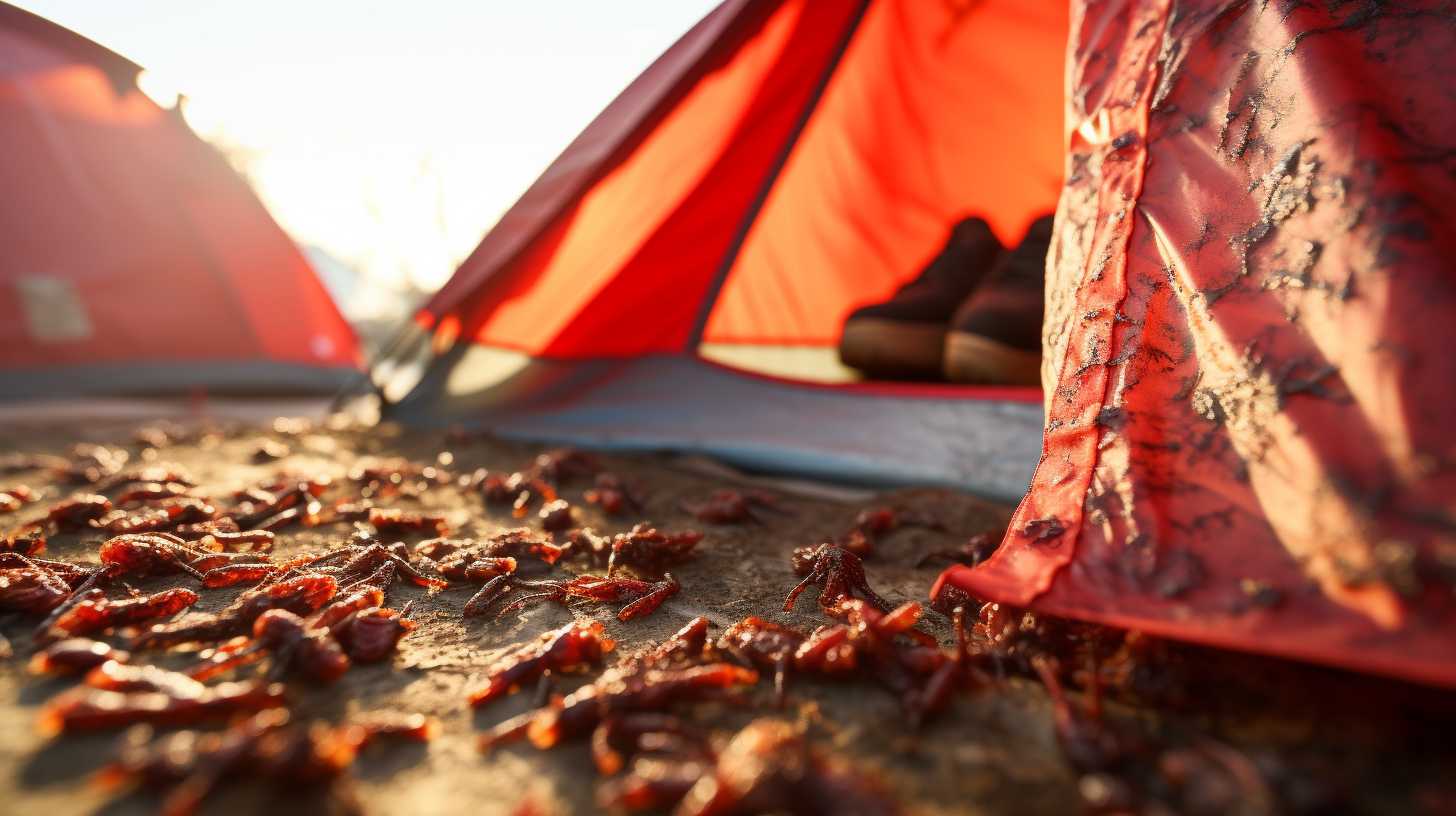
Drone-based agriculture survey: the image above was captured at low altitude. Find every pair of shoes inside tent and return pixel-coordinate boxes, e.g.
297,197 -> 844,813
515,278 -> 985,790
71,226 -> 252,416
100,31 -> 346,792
837,217 -> 1003,380
942,214 -> 1054,387
837,214 -> 1053,387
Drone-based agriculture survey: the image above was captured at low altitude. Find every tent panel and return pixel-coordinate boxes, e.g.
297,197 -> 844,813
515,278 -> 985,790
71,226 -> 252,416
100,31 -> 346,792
701,0 -> 1067,347
946,0 -> 1456,687
425,0 -> 758,320
0,4 -> 360,389
453,0 -> 865,358
0,66 -> 258,365
172,148 -> 362,369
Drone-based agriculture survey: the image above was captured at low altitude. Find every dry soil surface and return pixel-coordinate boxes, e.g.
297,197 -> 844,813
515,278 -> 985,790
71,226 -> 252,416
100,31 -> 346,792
0,415 -> 1451,816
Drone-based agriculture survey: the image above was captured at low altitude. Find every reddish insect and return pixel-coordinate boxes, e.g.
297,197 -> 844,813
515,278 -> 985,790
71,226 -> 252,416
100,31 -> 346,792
600,719 -> 901,815
468,619 -> 615,707
94,497 -> 219,535
462,573 -> 518,618
199,563 -> 282,589
590,712 -> 712,778
0,485 -> 37,513
369,507 -> 449,536
915,529 -> 1003,568
93,463 -> 193,492
622,616 -> 713,673
29,638 -> 131,675
605,524 -> 704,578
0,552 -> 94,586
908,604 -> 986,727
97,709 -> 361,815
134,573 -> 338,649
350,457 -> 450,498
481,662 -> 758,752
717,616 -> 807,703
21,558 -> 116,638
170,516 -> 238,539
837,506 -> 946,558
784,543 -> 892,613
350,711 -> 441,745
188,608 -> 351,683
0,564 -> 73,613
191,528 -> 276,553
583,473 -> 644,516
334,605 -> 417,662
100,533 -> 268,581
435,553 -> 519,585
231,476 -> 330,530
306,540 -> 447,592
86,659 -> 212,694
39,673 -> 286,734
978,600 -> 1020,644
308,585 -> 387,633
793,600 -> 947,721
494,573 -> 681,622
537,499 -> 576,532
112,481 -> 192,505
47,493 -> 113,530
1032,656 -> 1130,774
530,447 -> 603,485
680,489 -> 783,525
40,587 -> 198,643
0,524 -> 46,555
419,529 -> 564,573
476,469 -> 553,506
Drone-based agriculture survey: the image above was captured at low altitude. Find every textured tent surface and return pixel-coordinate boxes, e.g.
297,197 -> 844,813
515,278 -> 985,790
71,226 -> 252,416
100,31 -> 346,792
0,3 -> 361,398
938,0 -> 1456,687
398,0 -> 1456,687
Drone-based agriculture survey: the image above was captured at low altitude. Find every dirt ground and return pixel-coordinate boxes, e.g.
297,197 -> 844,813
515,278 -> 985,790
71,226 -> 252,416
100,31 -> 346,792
0,412 -> 1453,816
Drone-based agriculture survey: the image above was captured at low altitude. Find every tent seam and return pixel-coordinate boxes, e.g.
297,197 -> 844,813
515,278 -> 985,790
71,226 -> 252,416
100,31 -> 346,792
684,0 -> 873,348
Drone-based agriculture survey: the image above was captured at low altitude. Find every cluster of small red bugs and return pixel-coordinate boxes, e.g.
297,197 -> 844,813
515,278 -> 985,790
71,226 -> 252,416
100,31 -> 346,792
0,435 -> 1282,815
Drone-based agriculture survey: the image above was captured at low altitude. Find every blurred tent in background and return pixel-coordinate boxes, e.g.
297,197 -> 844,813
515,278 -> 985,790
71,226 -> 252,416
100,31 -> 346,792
0,2 -> 361,400
381,0 -> 1068,502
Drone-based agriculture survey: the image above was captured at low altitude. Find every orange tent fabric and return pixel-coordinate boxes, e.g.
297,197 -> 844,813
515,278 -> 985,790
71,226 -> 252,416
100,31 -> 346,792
937,0 -> 1456,687
0,4 -> 360,398
423,0 -> 1066,357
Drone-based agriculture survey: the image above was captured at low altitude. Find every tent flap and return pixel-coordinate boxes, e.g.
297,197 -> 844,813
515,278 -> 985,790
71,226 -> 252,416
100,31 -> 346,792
941,0 -> 1456,688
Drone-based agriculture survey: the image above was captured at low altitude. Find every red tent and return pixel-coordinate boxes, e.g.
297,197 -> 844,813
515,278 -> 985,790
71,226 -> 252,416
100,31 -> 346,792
0,3 -> 361,399
387,0 -> 1067,502
388,0 -> 1456,687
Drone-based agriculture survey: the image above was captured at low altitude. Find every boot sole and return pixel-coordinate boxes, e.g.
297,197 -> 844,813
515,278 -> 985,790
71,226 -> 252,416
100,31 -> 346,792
838,318 -> 947,380
943,331 -> 1042,386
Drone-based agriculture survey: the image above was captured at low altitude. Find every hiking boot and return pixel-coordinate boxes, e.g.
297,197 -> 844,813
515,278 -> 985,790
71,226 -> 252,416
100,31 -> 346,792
838,217 -> 1003,379
943,214 -> 1053,387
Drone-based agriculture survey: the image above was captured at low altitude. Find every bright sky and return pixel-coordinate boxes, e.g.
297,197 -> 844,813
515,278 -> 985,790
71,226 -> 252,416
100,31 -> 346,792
12,1 -> 719,296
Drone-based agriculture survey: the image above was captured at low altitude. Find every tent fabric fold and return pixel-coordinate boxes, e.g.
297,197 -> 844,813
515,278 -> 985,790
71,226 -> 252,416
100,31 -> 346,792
938,0 -> 1456,688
